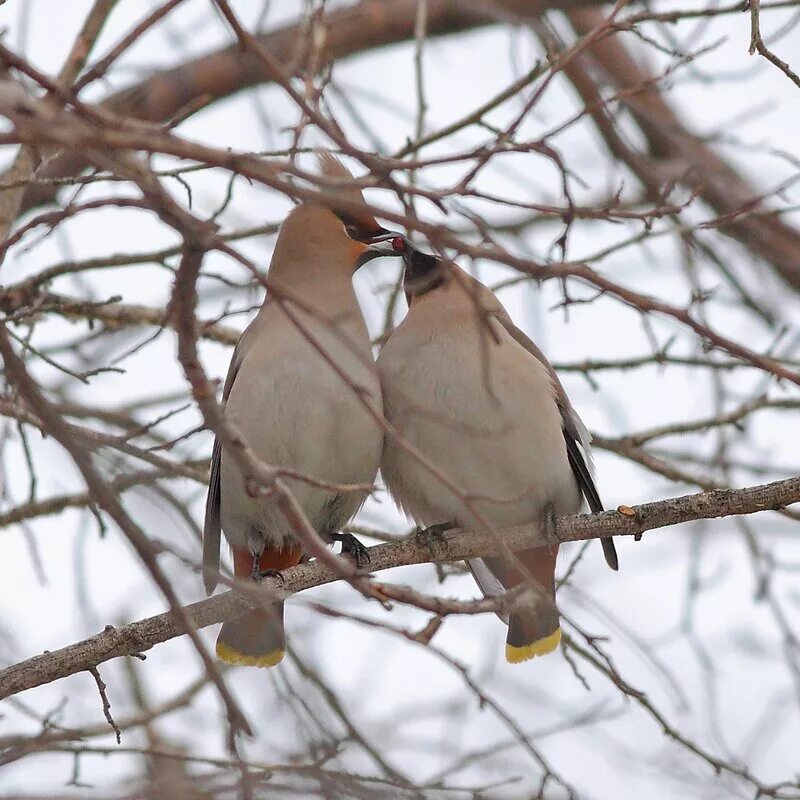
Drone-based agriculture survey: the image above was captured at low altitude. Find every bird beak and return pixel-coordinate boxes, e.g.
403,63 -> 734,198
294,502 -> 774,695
354,230 -> 405,269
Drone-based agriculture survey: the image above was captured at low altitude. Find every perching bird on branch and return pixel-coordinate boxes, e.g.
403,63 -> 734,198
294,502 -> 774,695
203,155 -> 402,668
378,242 -> 618,663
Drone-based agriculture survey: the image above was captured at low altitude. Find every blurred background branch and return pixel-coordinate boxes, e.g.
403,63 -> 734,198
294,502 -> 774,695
0,1 -> 799,799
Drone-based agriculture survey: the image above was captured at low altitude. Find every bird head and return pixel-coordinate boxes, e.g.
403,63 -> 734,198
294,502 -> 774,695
314,151 -> 408,270
396,238 -> 448,299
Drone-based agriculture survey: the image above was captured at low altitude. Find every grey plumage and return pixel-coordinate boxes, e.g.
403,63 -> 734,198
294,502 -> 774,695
203,198 -> 389,667
377,250 -> 617,662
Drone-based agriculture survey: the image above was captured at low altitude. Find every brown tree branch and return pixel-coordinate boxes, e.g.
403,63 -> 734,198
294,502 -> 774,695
0,289 -> 241,346
9,0 -> 800,294
2,98 -> 797,386
566,7 -> 800,288
0,464 -> 205,530
0,324 -> 251,736
14,0 -> 540,212
747,0 -> 800,89
0,473 -> 797,700
0,0 -> 117,247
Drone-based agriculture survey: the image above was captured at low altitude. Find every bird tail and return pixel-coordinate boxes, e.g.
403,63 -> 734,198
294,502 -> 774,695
505,600 -> 561,664
476,545 -> 562,664
216,603 -> 286,668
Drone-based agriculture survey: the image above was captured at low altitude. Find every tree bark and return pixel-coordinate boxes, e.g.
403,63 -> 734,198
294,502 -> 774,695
1,474 -> 797,700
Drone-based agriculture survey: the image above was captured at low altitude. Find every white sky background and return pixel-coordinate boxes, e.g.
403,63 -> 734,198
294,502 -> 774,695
1,1 -> 799,798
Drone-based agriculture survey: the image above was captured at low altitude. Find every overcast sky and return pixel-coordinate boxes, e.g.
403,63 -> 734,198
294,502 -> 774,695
1,2 -> 799,798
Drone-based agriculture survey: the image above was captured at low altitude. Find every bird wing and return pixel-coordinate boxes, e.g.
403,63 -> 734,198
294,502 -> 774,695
467,558 -> 510,623
493,310 -> 618,571
202,316 -> 262,595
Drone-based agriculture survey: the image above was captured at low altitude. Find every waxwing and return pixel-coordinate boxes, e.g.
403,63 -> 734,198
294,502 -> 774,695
377,242 -> 617,663
203,155 -> 402,667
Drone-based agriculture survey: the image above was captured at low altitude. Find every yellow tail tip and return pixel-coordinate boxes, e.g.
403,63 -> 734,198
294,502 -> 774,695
216,641 -> 285,668
505,628 -> 562,664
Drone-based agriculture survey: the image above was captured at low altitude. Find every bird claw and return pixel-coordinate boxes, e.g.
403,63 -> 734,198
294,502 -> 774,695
252,567 -> 285,584
415,521 -> 454,558
330,533 -> 371,568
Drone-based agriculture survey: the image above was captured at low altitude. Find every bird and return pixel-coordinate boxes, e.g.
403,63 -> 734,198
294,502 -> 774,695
203,155 -> 403,668
377,241 -> 618,664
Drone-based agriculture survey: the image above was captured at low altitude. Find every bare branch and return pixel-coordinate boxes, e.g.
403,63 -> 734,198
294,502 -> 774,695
1,473 -> 797,700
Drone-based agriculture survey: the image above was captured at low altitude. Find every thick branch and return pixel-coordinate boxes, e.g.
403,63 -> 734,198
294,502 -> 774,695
12,0 -> 800,293
1,474 -> 797,700
3,103 -> 796,385
17,0 -> 539,212
0,0 -> 116,245
567,8 -> 800,288
0,324 -> 249,734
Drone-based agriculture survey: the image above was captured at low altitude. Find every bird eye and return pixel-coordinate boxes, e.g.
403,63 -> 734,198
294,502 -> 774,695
391,236 -> 406,253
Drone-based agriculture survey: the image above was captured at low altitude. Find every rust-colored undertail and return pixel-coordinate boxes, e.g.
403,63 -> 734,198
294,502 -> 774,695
483,545 -> 561,664
216,545 -> 302,668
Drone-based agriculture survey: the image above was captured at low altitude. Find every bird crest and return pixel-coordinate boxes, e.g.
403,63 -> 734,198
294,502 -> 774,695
316,150 -> 384,238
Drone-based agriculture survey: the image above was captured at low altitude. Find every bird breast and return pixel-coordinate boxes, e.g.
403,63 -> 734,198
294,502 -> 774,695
220,301 -> 383,551
378,320 -> 580,529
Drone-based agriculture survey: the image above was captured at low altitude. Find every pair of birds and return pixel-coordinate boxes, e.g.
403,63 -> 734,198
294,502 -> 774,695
203,156 -> 618,668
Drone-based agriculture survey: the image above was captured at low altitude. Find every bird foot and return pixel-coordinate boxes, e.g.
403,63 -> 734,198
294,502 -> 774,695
252,567 -> 285,584
415,521 -> 454,558
330,533 -> 371,568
